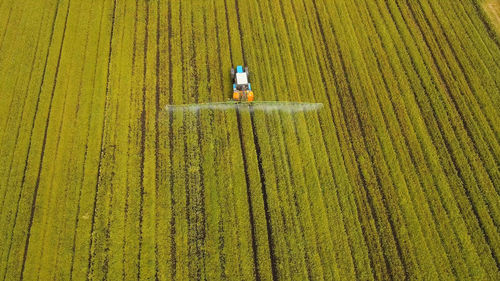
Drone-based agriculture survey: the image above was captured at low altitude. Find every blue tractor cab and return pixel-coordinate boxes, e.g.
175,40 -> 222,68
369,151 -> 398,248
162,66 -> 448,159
231,65 -> 253,101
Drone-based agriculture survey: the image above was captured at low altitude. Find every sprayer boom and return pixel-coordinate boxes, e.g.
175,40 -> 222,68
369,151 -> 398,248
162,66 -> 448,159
165,101 -> 323,113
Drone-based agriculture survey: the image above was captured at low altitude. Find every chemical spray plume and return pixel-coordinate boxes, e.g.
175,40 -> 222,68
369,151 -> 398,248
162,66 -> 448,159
165,101 -> 323,113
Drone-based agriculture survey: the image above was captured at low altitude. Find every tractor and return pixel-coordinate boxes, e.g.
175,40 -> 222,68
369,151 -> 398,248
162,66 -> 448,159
231,65 -> 254,102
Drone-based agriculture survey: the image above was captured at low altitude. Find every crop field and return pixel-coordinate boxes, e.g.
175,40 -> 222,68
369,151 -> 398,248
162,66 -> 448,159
1,0 -> 499,280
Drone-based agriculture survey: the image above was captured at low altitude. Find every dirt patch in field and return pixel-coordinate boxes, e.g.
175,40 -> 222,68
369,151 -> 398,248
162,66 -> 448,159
483,0 -> 500,34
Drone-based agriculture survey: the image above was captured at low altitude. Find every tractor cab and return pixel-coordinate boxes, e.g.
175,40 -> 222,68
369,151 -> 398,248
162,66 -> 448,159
231,65 -> 254,102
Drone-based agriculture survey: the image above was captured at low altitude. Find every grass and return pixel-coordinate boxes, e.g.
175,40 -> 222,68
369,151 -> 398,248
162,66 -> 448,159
0,0 -> 499,280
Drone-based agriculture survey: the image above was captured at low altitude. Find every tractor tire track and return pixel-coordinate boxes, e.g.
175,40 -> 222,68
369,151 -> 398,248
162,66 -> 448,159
236,107 -> 261,281
314,1 -> 412,279
0,1 -> 57,279
19,0 -> 72,278
249,108 -> 278,281
316,0 -> 414,276
0,0 -> 49,215
0,0 -> 14,53
359,0 -> 461,276
199,7 -> 210,278
250,0 -> 330,279
309,0 -> 396,279
153,0 -> 161,279
389,0 -> 497,273
408,0 -> 499,186
85,0 -> 116,277
0,4 -> 47,203
398,0 -> 496,238
59,3 -> 96,276
214,3 -> 238,279
167,0 -> 176,277
283,0 -> 371,278
402,0 -> 500,267
232,1 -> 261,279
189,2 -> 207,278
380,0 -> 484,271
68,0 -> 107,278
137,1 -> 149,280
233,1 -> 277,279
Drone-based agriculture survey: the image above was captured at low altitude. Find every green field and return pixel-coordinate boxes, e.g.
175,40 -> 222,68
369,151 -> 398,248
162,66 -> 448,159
1,0 -> 499,280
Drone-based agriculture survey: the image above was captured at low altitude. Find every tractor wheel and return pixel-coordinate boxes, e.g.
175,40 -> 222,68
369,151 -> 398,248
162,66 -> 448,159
231,68 -> 235,79
244,66 -> 249,77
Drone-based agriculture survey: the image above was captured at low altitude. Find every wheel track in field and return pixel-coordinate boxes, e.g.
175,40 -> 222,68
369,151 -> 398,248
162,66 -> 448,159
41,1 -> 98,278
0,0 -> 48,219
279,0 -> 368,278
222,0 -> 274,279
190,1 -> 206,278
119,1 -> 138,278
251,0 -> 337,278
343,0 -> 449,277
389,0 -> 497,274
406,0 -> 500,267
184,3 -> 192,277
166,0 -> 176,278
336,0 -> 434,276
438,0 -> 500,108
409,0 -> 500,261
232,0 -> 262,279
180,1 -> 196,278
0,0 -> 53,211
102,0 -> 122,278
449,0 -> 500,106
153,1 -> 161,279
296,1 -> 386,279
333,0 -> 430,276
320,0 -> 419,278
282,0 -> 360,275
233,0 -> 279,279
394,0 -> 498,259
426,0 -> 500,188
85,0 -> 116,278
200,12 -> 209,274
349,0 -> 450,276
178,2 -> 191,277
214,3 -> 228,278
19,0 -> 72,278
409,0 -> 499,185
359,0 -> 459,276
269,0 -> 341,277
221,9 -> 233,263
0,0 -> 30,141
236,108 -> 261,281
381,0 -> 483,271
0,0 -> 20,145
0,0 -> 14,53
309,0 -> 398,279
0,1 -> 48,206
0,0 -> 57,279
68,0 -> 108,278
322,0 -> 419,276
136,1 -> 149,279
